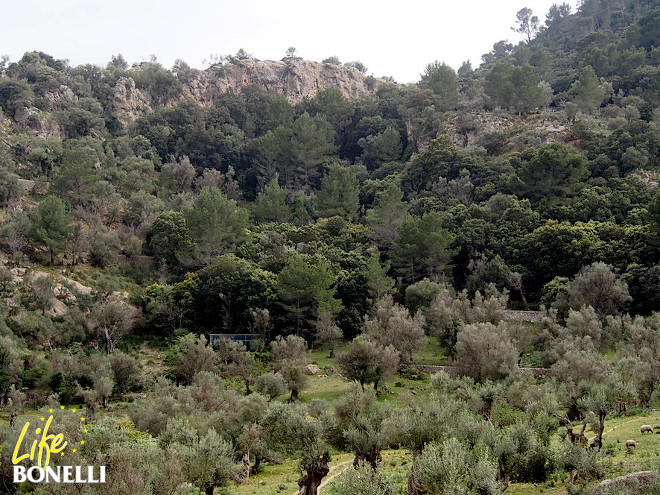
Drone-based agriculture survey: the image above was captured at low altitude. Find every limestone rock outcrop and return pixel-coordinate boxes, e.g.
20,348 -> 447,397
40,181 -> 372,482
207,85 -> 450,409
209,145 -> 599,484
113,76 -> 153,127
181,58 -> 380,106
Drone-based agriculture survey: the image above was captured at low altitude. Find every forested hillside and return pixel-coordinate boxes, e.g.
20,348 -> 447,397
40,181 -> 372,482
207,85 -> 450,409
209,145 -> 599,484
0,0 -> 658,493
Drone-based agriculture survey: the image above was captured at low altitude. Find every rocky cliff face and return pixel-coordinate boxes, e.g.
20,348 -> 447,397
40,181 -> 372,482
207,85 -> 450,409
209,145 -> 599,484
113,76 -> 153,126
111,58 -> 381,126
181,58 -> 379,105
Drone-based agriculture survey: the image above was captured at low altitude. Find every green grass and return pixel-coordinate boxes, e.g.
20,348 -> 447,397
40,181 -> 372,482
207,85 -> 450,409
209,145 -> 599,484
504,483 -> 567,494
596,410 -> 660,477
301,345 -> 435,408
412,336 -> 449,365
228,452 -> 354,495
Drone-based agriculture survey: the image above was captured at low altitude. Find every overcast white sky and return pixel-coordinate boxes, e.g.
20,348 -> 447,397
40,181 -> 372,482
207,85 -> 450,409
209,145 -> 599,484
1,0 -> 579,84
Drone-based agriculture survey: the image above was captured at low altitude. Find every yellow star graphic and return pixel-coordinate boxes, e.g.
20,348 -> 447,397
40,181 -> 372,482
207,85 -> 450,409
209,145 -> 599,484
72,408 -> 76,413
40,417 -> 45,421
80,417 -> 85,422
49,409 -> 53,413
80,440 -> 85,445
72,449 -> 76,453
84,429 -> 88,433
60,406 -> 65,410
60,452 -> 65,456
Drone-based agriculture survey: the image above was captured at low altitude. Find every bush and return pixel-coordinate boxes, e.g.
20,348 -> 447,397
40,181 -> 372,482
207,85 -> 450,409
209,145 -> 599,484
328,464 -> 393,495
413,438 -> 499,494
254,372 -> 288,399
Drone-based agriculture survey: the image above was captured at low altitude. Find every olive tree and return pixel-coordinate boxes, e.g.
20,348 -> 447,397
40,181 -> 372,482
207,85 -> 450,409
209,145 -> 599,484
410,438 -> 499,495
91,301 -> 137,354
453,322 -> 519,382
271,335 -> 308,401
178,428 -> 237,495
168,333 -> 218,385
364,296 -> 425,364
567,262 -> 631,315
260,402 -> 330,495
336,336 -> 399,391
334,384 -> 391,469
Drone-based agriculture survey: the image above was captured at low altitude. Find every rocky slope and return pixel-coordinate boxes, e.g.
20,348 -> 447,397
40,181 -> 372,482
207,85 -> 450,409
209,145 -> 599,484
113,58 -> 382,127
183,58 -> 380,105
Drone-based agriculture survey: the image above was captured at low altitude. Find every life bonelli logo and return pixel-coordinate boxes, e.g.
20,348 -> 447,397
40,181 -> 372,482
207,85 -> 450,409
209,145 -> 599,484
12,406 -> 106,484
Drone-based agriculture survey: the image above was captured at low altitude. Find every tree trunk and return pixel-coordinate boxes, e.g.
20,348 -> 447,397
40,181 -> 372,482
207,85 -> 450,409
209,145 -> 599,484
297,478 -> 321,495
290,387 -> 299,402
408,463 -> 423,495
566,420 -> 588,447
590,413 -> 606,451
103,328 -> 115,354
86,402 -> 96,422
642,383 -> 653,409
354,448 -> 382,470
518,287 -> 528,308
368,447 -> 382,470
242,453 -> 251,480
297,454 -> 329,495
617,402 -> 627,416
204,485 -> 214,495
251,455 -> 261,476
502,472 -> 510,491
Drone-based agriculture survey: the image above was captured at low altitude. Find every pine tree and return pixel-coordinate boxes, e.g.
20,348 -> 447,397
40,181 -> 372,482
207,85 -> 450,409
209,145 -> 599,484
28,196 -> 72,265
570,66 -> 604,114
253,176 -> 292,223
185,188 -> 249,262
315,163 -> 359,220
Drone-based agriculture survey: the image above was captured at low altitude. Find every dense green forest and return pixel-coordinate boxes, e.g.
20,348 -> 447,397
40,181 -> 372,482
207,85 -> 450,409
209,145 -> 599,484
0,0 -> 658,494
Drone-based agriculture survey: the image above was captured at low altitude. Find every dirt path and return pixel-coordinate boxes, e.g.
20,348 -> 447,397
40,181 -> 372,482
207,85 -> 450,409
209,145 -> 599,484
603,417 -> 639,435
318,460 -> 352,493
291,460 -> 353,495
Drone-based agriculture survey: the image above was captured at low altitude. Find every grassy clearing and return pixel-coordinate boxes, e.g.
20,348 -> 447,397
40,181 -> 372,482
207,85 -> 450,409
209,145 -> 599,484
410,336 -> 449,366
505,484 -> 568,494
302,347 -> 434,408
597,410 -> 660,477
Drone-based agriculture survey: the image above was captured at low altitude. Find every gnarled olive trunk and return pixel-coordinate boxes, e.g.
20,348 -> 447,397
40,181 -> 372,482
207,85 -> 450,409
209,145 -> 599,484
251,455 -> 261,476
290,387 -> 299,402
590,412 -> 606,451
353,447 -> 382,470
408,463 -> 423,495
566,420 -> 588,447
297,453 -> 330,495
